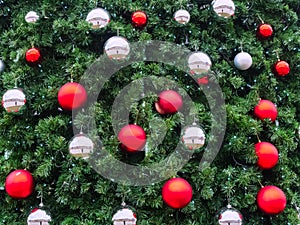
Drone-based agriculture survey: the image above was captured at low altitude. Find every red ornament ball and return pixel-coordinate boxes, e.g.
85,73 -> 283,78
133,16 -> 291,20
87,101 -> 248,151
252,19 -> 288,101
58,82 -> 87,110
255,142 -> 279,170
257,186 -> 286,215
118,124 -> 147,152
257,23 -> 273,39
197,76 -> 209,85
131,11 -> 147,28
162,177 -> 193,209
25,47 -> 41,64
254,99 -> 277,122
5,169 -> 34,199
273,60 -> 290,76
155,90 -> 183,115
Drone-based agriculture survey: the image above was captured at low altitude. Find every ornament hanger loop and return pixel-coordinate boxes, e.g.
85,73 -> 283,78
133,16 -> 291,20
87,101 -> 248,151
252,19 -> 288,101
193,114 -> 197,125
37,192 -> 44,207
240,41 -> 244,52
226,190 -> 231,206
70,70 -> 74,83
258,15 -> 264,24
294,203 -> 300,212
275,50 -> 280,61
14,77 -> 20,88
193,43 -> 199,51
185,34 -> 189,45
179,0 -> 183,9
121,200 -> 126,207
258,180 -> 264,188
255,131 -> 261,143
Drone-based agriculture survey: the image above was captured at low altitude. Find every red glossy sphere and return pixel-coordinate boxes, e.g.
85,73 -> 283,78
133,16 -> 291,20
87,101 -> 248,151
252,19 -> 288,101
257,186 -> 286,215
162,178 -> 193,209
156,90 -> 183,115
5,169 -> 34,199
255,142 -> 279,170
273,60 -> 290,76
58,82 -> 87,110
131,11 -> 148,28
118,124 -> 147,151
257,24 -> 273,39
25,47 -> 41,64
254,99 -> 277,122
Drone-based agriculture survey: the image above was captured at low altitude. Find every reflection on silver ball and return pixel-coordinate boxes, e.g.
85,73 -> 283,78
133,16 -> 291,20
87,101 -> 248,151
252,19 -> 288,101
234,52 -> 252,70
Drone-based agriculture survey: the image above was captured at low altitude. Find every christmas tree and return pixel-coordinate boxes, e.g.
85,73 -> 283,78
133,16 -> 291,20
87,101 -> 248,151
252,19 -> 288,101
0,0 -> 299,224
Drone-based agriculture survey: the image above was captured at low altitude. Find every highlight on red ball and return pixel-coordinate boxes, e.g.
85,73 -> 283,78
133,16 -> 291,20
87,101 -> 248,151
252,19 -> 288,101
257,23 -> 273,39
254,99 -> 278,122
118,124 -> 147,152
25,47 -> 42,65
273,60 -> 290,76
255,142 -> 279,170
5,169 -> 34,199
58,82 -> 87,111
155,90 -> 183,115
162,177 -> 193,209
131,10 -> 148,28
257,185 -> 286,215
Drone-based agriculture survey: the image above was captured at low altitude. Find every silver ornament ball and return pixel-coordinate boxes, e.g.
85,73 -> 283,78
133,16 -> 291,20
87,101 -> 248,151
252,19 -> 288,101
69,133 -> 94,159
104,36 -> 130,60
27,208 -> 51,225
234,52 -> 252,70
25,11 -> 39,23
86,8 -> 110,29
218,205 -> 243,225
212,0 -> 235,18
112,208 -> 137,225
2,88 -> 26,113
174,9 -> 190,24
181,123 -> 205,150
188,51 -> 212,74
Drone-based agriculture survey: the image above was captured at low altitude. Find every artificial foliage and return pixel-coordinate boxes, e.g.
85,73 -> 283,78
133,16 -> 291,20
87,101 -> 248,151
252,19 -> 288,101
0,0 -> 299,225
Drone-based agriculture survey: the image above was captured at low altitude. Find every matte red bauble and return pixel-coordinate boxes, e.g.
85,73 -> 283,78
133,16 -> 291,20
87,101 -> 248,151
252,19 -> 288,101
162,177 -> 193,209
257,24 -> 273,39
254,99 -> 277,122
273,60 -> 290,76
58,82 -> 87,110
5,169 -> 34,199
255,142 -> 279,169
118,124 -> 147,151
257,186 -> 286,215
25,47 -> 41,64
156,90 -> 183,115
131,11 -> 147,28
